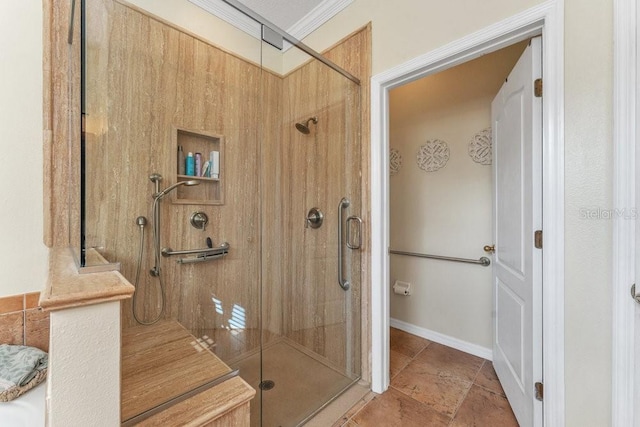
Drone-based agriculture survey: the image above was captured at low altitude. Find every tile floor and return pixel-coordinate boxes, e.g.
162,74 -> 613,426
333,328 -> 519,426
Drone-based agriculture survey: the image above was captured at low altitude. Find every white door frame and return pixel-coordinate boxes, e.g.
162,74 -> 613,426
369,1 -> 565,425
611,0 -> 637,425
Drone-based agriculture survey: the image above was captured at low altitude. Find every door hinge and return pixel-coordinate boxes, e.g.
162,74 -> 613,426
535,382 -> 543,401
631,284 -> 640,304
534,230 -> 543,249
534,78 -> 543,97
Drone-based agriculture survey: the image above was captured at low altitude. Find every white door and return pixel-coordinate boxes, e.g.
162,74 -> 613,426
491,36 -> 543,427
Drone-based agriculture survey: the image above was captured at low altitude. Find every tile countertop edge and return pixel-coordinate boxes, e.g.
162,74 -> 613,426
40,247 -> 134,312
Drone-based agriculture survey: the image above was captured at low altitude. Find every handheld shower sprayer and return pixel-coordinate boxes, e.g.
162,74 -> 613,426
150,173 -> 200,200
149,175 -> 200,276
153,180 -> 200,200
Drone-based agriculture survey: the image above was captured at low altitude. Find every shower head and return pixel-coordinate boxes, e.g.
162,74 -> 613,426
154,180 -> 199,200
295,117 -> 318,135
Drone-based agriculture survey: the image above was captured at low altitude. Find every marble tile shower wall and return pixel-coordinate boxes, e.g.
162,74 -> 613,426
0,292 -> 49,352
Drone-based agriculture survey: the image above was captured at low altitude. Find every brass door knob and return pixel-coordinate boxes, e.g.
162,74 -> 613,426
483,245 -> 495,254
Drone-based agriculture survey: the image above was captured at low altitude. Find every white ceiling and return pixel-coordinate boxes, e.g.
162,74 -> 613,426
237,0 -> 324,30
189,0 -> 352,48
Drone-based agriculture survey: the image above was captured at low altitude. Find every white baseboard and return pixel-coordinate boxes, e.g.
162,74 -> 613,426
390,318 -> 493,361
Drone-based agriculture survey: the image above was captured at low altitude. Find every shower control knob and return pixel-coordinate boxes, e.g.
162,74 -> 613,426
305,208 -> 324,229
190,211 -> 209,230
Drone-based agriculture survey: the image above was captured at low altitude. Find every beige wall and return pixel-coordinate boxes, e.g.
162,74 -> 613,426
296,0 -> 542,75
564,0 -> 612,425
388,43 -> 525,350
0,3 -> 48,297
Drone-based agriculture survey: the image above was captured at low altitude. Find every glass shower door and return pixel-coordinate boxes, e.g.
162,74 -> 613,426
254,35 -> 363,426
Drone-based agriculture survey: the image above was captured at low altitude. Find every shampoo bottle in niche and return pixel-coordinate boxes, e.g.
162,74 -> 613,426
210,150 -> 220,179
177,145 -> 185,175
185,152 -> 195,176
195,152 -> 202,177
201,161 -> 211,178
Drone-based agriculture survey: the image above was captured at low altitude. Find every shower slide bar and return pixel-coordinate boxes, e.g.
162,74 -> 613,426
389,249 -> 491,267
161,242 -> 230,264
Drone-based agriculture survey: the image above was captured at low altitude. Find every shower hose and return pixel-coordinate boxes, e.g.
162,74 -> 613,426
132,197 -> 166,325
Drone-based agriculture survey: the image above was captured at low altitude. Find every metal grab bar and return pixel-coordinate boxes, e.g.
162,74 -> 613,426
389,249 -> 491,267
161,242 -> 230,257
338,198 -> 350,291
177,252 -> 228,264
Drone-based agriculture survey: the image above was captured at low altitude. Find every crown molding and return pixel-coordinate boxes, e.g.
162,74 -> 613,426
286,0 -> 352,41
189,0 -> 352,52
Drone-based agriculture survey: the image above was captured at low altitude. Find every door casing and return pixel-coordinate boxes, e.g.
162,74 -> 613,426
611,0 -> 637,425
370,1 -> 565,425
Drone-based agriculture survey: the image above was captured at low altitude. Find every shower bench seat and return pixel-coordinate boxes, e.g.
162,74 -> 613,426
121,320 -> 255,426
42,248 -> 253,425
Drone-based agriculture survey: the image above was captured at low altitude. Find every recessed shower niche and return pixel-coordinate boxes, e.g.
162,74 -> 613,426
171,127 -> 224,205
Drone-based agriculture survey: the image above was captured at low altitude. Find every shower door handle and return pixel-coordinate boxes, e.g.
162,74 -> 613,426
346,216 -> 362,249
338,198 -> 350,291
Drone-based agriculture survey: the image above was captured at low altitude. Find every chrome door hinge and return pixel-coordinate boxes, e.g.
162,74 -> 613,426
535,382 -> 543,401
631,284 -> 640,304
534,78 -> 543,97
534,230 -> 543,249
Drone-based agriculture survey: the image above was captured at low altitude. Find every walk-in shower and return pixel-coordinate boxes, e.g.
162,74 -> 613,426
81,0 -> 365,425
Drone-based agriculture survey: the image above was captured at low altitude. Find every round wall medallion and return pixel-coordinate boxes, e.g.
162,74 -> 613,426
390,148 -> 402,176
416,139 -> 449,172
468,128 -> 492,165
